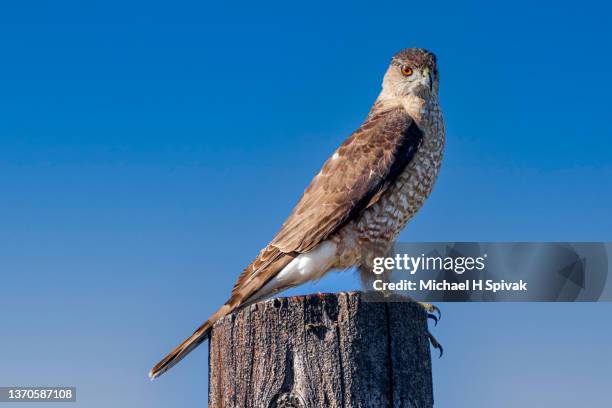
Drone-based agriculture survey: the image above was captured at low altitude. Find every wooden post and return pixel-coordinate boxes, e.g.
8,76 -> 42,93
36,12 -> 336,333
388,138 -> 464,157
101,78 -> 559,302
208,291 -> 434,408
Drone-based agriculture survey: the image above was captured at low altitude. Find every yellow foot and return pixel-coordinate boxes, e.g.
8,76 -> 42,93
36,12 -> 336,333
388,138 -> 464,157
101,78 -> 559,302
417,302 -> 441,326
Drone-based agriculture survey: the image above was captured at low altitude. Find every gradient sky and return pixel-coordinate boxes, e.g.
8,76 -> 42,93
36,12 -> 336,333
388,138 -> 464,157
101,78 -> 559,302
1,1 -> 611,407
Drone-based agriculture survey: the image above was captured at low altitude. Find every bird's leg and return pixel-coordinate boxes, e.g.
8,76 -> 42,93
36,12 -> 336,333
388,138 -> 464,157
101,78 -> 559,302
358,261 -> 442,321
357,263 -> 394,297
357,243 -> 397,296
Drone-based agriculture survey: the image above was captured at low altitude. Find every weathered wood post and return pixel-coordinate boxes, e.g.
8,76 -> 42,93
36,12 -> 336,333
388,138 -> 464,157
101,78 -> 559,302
208,291 -> 433,407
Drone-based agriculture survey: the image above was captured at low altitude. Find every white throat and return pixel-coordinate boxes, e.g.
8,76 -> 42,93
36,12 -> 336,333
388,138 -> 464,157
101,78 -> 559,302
377,88 -> 427,123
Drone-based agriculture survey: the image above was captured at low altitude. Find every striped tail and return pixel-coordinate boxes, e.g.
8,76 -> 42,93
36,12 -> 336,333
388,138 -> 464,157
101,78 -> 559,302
150,246 -> 294,380
148,304 -> 233,380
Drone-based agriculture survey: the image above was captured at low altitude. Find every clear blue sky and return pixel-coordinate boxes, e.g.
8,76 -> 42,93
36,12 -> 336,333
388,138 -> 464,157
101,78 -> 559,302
1,1 -> 611,407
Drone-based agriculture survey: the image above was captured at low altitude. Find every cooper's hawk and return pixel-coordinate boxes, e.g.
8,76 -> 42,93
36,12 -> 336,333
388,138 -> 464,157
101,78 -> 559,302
150,48 -> 445,379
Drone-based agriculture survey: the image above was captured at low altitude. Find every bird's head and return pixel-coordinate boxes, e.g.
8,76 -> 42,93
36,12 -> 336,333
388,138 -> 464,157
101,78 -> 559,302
381,48 -> 439,99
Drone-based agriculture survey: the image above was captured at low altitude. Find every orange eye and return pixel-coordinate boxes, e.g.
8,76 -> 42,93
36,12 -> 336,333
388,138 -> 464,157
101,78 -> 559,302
401,65 -> 413,76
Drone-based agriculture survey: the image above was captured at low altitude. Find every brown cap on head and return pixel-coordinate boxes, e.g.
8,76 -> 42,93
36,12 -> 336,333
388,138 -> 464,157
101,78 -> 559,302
392,48 -> 437,70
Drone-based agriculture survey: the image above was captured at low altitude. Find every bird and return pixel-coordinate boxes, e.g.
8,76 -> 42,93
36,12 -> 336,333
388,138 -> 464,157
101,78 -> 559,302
149,48 -> 445,380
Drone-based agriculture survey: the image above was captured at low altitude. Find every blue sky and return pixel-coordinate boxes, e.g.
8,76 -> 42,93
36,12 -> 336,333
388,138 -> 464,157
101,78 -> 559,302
1,1 -> 611,407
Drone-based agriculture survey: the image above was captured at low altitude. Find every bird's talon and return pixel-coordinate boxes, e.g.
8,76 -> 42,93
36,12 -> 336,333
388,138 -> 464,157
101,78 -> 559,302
418,302 -> 441,321
431,305 -> 442,320
426,330 -> 444,358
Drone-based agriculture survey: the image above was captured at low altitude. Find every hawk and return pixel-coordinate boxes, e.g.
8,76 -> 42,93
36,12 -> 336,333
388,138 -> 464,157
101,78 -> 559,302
150,48 -> 445,379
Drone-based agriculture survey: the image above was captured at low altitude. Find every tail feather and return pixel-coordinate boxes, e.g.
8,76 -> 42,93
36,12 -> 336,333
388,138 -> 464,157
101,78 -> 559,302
149,304 -> 232,380
150,248 -> 295,380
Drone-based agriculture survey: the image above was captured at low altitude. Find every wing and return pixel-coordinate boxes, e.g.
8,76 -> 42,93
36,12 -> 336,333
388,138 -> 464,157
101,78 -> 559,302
229,106 -> 423,303
271,106 -> 423,253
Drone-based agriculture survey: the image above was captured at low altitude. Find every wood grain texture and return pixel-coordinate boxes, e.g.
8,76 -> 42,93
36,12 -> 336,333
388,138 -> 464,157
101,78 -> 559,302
208,292 -> 433,408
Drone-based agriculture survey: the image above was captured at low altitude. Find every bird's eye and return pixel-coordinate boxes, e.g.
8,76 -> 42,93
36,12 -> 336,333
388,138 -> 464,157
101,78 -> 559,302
401,65 -> 413,77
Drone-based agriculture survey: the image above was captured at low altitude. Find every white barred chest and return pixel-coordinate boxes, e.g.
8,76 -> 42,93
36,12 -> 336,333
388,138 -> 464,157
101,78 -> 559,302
332,98 -> 445,268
